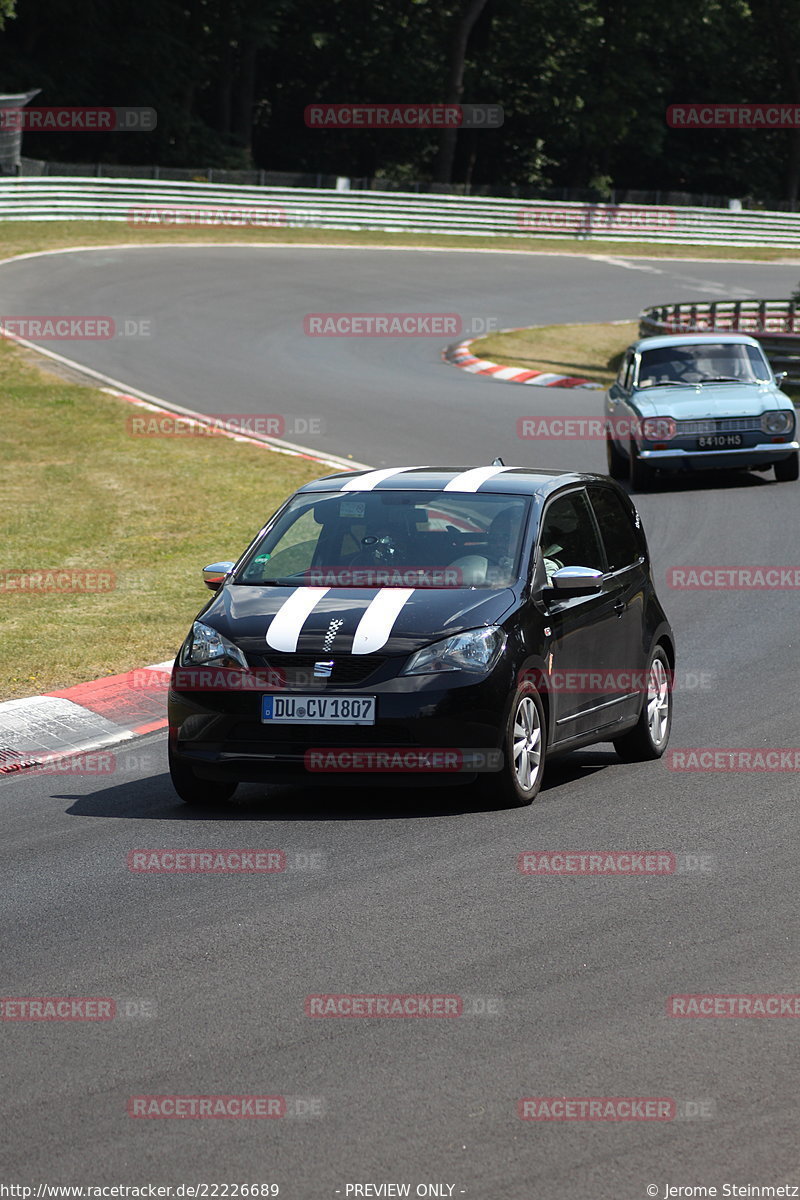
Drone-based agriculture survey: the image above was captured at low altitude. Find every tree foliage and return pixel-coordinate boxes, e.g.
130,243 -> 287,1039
1,0 -> 798,202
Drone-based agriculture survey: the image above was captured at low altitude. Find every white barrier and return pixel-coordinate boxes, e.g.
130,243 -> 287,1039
641,300 -> 800,384
1,177 -> 800,246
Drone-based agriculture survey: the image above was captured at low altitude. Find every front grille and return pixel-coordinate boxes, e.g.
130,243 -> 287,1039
674,417 -> 761,436
229,724 -> 416,746
245,653 -> 389,686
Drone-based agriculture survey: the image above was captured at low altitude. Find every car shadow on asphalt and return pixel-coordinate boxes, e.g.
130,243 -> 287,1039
619,467 -> 774,495
57,750 -> 617,822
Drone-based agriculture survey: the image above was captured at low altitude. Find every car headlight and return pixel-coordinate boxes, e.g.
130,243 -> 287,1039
761,410 -> 793,435
401,626 -> 506,676
641,416 -> 676,441
179,620 -> 248,669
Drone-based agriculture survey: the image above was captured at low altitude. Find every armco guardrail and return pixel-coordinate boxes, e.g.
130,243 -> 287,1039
2,177 -> 800,245
640,300 -> 800,386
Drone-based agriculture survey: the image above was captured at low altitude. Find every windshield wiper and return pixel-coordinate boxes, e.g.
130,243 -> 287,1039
640,380 -> 696,388
697,376 -> 746,384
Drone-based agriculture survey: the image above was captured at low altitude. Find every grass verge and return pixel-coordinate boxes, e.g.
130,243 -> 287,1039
1,221 -> 799,262
0,338 -> 324,700
469,321 -> 639,385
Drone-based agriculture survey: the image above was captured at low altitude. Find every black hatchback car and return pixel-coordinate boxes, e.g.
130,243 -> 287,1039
168,465 -> 675,807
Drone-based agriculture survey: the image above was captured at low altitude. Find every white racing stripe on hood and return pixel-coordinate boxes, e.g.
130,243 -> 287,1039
341,467 -> 422,491
351,588 -> 415,655
442,465 -> 515,492
266,587 -> 330,652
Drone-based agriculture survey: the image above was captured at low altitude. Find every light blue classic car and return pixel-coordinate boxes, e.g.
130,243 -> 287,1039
604,333 -> 799,489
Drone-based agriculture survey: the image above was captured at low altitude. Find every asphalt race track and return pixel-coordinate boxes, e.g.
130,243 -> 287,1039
2,246 -> 799,1198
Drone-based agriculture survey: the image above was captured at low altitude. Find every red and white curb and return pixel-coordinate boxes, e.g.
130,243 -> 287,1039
0,662 -> 172,774
443,337 -> 603,388
0,323 -> 373,777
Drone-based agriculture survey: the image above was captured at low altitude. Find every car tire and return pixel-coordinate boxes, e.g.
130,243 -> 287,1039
495,685 -> 547,806
628,441 -> 651,491
613,645 -> 672,762
168,744 -> 238,806
774,452 -> 799,483
606,434 -> 627,480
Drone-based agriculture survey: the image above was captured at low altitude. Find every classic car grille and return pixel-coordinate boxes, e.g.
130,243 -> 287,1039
245,653 -> 390,686
674,416 -> 761,436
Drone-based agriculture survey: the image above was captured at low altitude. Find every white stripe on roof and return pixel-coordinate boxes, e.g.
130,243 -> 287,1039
341,467 -> 422,491
442,465 -> 515,492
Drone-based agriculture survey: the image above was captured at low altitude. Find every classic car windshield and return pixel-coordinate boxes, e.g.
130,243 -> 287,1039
637,342 -> 771,388
237,490 -> 531,589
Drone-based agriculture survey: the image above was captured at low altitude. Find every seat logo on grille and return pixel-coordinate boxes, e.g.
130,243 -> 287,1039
314,660 -> 335,678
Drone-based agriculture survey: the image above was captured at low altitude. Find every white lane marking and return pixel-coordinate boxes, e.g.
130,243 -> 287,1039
351,589 -> 415,655
266,588 -> 330,652
341,467 -> 422,491
589,255 -> 665,274
0,331 -> 368,473
589,255 -> 759,296
443,465 -> 515,492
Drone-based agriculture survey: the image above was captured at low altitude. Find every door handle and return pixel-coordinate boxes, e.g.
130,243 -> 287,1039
614,598 -> 625,615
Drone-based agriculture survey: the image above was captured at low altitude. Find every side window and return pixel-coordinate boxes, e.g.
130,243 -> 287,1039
616,352 -> 632,387
589,486 -> 641,571
617,352 -> 635,390
538,491 -> 605,583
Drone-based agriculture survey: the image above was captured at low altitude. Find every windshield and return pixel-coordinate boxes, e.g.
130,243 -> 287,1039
237,490 -> 531,589
637,342 -> 771,388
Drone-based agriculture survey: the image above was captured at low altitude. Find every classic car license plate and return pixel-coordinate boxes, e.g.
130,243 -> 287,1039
261,694 -> 376,725
696,434 -> 743,449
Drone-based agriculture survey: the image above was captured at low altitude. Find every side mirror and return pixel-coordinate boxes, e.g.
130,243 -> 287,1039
550,565 -> 604,591
774,370 -> 788,386
202,561 -> 235,591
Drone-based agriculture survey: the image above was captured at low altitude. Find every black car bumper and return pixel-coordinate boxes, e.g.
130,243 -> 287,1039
168,668 -> 513,786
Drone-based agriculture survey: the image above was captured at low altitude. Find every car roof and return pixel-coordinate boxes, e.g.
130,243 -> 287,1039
296,465 -> 611,498
632,332 -> 763,353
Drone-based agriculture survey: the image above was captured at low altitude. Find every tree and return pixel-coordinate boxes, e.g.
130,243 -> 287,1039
433,0 -> 490,184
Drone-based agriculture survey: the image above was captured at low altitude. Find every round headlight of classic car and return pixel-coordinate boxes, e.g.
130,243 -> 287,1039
641,416 -> 677,441
761,411 -> 794,435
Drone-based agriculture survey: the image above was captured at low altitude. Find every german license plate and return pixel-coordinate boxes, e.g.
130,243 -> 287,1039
696,434 -> 743,449
261,694 -> 376,725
